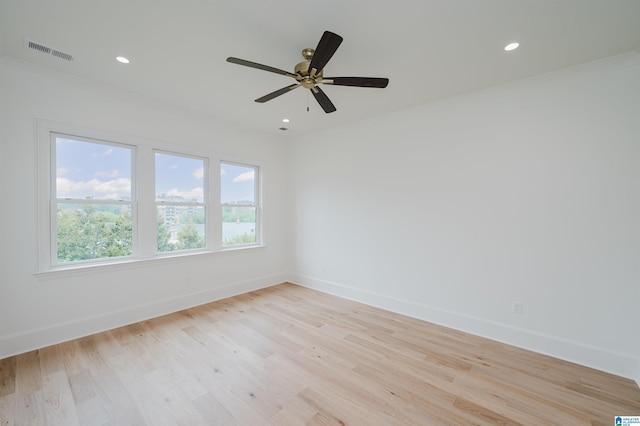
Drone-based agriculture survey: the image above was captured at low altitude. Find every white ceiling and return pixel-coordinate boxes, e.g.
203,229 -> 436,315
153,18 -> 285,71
1,0 -> 639,138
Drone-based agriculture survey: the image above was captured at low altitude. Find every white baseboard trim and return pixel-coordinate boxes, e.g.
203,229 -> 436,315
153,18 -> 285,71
290,273 -> 640,386
0,273 -> 287,359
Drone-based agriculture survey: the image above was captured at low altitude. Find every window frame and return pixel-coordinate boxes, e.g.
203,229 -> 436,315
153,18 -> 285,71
36,118 -> 264,276
154,149 -> 209,254
220,160 -> 262,249
51,132 -> 136,267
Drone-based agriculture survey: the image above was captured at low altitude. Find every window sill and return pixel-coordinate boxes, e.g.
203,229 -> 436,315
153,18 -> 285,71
34,245 -> 266,280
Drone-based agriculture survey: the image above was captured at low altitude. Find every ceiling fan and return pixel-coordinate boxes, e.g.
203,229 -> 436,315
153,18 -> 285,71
226,31 -> 389,113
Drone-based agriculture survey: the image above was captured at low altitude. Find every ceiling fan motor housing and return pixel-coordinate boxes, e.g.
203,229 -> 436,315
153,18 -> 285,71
295,50 -> 323,88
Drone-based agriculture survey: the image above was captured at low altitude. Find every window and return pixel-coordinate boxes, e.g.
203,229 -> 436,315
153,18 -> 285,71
221,162 -> 259,247
52,134 -> 134,265
37,119 -> 263,273
155,152 -> 207,252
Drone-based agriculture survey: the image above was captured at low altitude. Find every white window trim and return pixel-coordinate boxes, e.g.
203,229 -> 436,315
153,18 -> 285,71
35,118 -> 265,276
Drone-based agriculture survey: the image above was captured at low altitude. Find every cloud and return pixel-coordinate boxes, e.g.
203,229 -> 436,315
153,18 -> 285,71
91,148 -> 113,158
56,177 -> 131,199
221,168 -> 226,176
55,138 -> 76,145
193,167 -> 204,179
94,178 -> 131,194
169,164 -> 178,170
57,167 -> 70,176
233,170 -> 254,183
94,169 -> 120,178
165,187 -> 204,201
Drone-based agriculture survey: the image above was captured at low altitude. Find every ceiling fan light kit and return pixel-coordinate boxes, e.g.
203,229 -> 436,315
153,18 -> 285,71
227,31 -> 389,113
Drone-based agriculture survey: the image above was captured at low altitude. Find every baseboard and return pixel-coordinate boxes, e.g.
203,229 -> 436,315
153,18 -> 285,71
0,273 -> 287,359
290,273 -> 640,385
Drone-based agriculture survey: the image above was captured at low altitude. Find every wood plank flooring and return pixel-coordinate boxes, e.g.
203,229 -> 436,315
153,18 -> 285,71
1,282 -> 639,425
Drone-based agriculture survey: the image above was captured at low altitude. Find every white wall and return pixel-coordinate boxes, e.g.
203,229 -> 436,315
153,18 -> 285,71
289,52 -> 640,382
2,51 -> 639,385
0,57 -> 290,358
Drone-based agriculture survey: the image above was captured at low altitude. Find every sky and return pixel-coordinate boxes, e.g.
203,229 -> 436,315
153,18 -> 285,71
55,136 -> 256,203
155,152 -> 204,202
56,137 -> 132,200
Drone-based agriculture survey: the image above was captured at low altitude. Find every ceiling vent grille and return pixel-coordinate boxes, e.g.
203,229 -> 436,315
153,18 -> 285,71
51,49 -> 73,61
24,39 -> 74,61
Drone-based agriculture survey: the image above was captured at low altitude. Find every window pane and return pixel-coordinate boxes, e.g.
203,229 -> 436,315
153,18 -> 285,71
157,206 -> 206,252
55,136 -> 132,200
223,206 -> 256,246
156,153 -> 205,203
56,203 -> 132,263
221,163 -> 256,204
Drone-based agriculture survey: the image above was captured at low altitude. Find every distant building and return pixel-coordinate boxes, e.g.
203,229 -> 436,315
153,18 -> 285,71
156,194 -> 199,226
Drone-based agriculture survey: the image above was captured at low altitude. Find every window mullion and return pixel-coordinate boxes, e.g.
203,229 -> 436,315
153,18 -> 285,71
50,199 -> 58,268
209,157 -> 222,250
137,145 -> 156,258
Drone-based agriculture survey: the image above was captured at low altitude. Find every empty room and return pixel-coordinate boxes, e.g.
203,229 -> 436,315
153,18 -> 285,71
1,1 -> 639,424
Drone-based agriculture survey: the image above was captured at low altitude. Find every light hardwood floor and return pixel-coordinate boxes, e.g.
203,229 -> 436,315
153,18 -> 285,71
1,283 -> 639,425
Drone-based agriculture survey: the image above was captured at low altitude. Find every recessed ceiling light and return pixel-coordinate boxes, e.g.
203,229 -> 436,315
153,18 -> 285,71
116,56 -> 130,64
504,42 -> 520,52
282,118 -> 290,123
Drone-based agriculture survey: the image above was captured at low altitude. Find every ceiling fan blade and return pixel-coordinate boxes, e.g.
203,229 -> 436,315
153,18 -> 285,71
308,31 -> 343,76
255,84 -> 301,103
310,86 -> 336,113
226,57 -> 298,79
322,77 -> 389,88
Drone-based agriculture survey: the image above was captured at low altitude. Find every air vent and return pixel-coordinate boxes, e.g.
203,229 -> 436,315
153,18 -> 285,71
51,49 -> 73,61
27,40 -> 51,54
24,39 -> 74,61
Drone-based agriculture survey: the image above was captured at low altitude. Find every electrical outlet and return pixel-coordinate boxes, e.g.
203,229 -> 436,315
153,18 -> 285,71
512,303 -> 523,315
